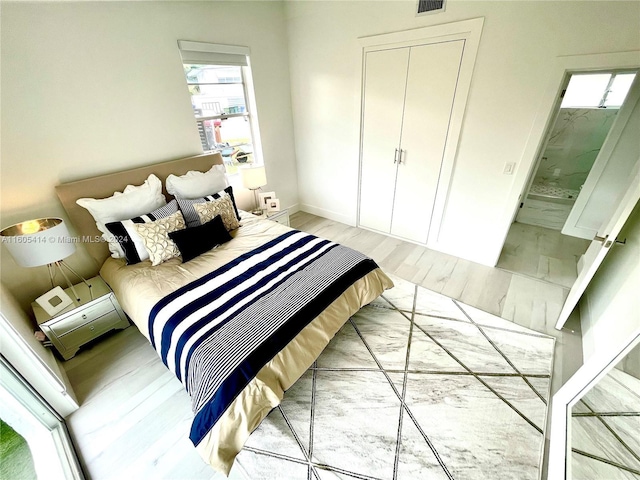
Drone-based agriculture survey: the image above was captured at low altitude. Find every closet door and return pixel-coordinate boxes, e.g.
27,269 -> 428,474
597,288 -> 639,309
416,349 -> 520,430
390,40 -> 465,243
359,48 -> 410,233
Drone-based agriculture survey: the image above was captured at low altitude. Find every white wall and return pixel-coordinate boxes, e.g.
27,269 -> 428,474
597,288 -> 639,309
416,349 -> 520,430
615,343 -> 640,380
1,1 -> 298,310
0,283 -> 79,417
285,0 -> 640,265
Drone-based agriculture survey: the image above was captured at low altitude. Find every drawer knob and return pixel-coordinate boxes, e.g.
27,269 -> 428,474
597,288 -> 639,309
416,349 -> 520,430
90,325 -> 95,331
82,314 -> 88,320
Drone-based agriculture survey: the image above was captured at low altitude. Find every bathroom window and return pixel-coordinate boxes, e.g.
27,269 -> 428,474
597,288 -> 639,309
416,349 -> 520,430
561,72 -> 636,108
603,73 -> 636,107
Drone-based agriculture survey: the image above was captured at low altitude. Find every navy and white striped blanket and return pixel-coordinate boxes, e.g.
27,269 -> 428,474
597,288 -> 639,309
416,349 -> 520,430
148,230 -> 378,445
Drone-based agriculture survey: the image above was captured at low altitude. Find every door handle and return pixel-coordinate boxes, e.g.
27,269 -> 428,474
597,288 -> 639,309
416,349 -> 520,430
594,234 -> 626,248
399,149 -> 405,164
394,148 -> 399,164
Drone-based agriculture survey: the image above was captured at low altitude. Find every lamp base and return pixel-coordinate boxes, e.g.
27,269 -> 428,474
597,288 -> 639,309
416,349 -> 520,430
250,187 -> 264,217
48,260 -> 93,303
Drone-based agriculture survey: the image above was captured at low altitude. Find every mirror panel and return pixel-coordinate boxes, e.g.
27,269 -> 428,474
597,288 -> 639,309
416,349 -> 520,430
570,343 -> 640,478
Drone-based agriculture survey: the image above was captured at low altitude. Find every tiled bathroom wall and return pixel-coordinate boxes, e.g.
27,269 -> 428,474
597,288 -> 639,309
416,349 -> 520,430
533,108 -> 618,192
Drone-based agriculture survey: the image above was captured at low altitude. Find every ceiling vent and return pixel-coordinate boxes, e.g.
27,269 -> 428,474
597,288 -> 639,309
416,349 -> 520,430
416,0 -> 446,16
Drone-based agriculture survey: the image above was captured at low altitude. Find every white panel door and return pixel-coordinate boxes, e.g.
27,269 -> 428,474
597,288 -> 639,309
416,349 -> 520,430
390,40 -> 465,243
359,48 -> 409,233
555,162 -> 640,330
562,77 -> 640,239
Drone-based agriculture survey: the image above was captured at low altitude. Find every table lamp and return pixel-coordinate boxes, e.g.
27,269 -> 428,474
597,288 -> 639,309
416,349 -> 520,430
0,217 -> 90,302
240,165 -> 267,215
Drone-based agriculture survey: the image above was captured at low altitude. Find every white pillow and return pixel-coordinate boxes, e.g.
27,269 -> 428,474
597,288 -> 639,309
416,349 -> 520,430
76,174 -> 166,258
165,164 -> 228,199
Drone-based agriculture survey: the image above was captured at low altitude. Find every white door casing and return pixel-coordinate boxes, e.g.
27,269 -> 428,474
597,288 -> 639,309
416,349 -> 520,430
562,75 -> 640,240
391,40 -> 465,243
511,76 -> 571,228
0,357 -> 85,480
356,18 -> 484,247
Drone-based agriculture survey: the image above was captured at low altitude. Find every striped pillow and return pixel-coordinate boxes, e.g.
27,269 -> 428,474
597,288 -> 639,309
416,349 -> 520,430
176,186 -> 240,228
105,200 -> 179,264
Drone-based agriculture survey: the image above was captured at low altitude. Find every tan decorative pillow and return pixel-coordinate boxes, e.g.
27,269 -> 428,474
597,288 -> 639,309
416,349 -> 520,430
193,195 -> 240,231
132,211 -> 186,266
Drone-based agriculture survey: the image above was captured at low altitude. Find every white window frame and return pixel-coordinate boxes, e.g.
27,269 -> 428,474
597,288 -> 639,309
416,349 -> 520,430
0,356 -> 84,480
561,70 -> 638,109
178,41 -> 264,169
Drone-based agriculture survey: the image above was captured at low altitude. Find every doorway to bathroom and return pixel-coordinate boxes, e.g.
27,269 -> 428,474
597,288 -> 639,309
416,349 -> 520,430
498,69 -> 638,289
517,70 -> 636,232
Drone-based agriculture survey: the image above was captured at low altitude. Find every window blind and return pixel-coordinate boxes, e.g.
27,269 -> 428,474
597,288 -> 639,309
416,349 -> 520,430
178,40 -> 249,66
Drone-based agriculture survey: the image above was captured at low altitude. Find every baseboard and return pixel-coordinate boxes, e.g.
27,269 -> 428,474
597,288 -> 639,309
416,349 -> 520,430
299,203 -> 356,227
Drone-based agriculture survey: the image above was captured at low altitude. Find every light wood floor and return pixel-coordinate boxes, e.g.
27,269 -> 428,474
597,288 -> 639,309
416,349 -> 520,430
289,212 -> 582,391
63,211 -> 584,479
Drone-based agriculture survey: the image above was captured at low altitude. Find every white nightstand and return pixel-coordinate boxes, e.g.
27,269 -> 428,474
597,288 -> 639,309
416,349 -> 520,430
260,209 -> 290,227
32,276 -> 129,360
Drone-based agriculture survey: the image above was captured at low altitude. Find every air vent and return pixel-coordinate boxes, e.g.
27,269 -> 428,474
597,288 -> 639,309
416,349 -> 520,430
416,0 -> 446,15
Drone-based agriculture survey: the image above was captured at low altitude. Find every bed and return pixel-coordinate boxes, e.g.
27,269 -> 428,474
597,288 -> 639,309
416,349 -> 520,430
55,153 -> 393,475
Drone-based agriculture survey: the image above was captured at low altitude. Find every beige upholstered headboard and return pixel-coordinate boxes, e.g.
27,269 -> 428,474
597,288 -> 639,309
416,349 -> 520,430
55,152 -> 224,267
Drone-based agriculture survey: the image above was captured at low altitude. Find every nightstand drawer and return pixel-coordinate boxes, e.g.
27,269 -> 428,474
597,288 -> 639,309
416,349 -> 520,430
57,310 -> 124,350
271,215 -> 289,226
48,297 -> 116,336
268,210 -> 290,226
33,276 -> 129,360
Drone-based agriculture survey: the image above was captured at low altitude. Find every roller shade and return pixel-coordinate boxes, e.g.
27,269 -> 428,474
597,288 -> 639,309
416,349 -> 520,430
178,40 -> 249,66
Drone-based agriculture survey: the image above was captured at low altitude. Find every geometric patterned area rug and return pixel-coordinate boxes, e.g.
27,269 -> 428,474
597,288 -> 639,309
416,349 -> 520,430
227,273 -> 555,480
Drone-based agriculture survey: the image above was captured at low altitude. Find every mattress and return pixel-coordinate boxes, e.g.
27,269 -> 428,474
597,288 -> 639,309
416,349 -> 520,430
100,213 -> 392,474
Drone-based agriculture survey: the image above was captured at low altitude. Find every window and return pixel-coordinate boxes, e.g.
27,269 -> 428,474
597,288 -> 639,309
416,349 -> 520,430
179,41 -> 261,175
561,72 -> 637,109
603,73 -> 636,107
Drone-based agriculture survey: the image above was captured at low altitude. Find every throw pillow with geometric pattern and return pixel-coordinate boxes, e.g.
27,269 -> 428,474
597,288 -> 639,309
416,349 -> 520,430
132,210 -> 186,266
